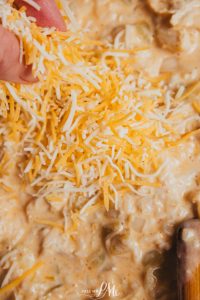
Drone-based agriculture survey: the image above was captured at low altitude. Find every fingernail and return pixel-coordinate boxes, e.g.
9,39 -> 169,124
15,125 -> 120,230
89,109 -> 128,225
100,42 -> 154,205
20,64 -> 38,83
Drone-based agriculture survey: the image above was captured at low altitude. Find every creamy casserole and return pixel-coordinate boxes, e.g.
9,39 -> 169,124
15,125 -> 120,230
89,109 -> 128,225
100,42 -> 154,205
0,0 -> 200,299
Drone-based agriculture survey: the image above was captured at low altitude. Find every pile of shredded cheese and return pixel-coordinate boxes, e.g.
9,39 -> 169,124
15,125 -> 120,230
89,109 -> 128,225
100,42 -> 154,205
1,1 -> 200,299
0,0 -> 200,215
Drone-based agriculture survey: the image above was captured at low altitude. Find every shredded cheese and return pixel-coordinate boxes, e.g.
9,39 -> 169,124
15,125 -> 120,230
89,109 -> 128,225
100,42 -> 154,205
62,90 -> 77,132
23,0 -> 41,11
0,1 -> 199,217
0,262 -> 43,295
34,218 -> 64,232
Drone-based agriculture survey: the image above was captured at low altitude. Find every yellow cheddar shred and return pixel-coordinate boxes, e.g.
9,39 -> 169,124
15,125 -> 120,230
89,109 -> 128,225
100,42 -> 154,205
34,219 -> 64,232
0,262 -> 43,296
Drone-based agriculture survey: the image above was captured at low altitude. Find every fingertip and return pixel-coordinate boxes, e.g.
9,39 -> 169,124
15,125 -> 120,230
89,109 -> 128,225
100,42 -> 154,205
59,20 -> 67,32
54,19 -> 66,32
14,0 -> 67,32
19,64 -> 38,83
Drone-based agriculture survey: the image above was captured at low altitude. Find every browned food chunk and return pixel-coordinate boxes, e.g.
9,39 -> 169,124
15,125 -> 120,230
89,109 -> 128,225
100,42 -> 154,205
147,0 -> 187,14
155,20 -> 180,51
147,0 -> 172,14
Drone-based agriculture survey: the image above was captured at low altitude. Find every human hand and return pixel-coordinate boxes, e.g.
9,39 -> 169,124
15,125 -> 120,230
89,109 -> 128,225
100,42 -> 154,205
0,0 -> 66,84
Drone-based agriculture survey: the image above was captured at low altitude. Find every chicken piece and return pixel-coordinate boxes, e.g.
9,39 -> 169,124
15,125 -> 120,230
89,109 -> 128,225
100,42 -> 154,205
147,0 -> 188,14
146,0 -> 172,14
155,19 -> 180,51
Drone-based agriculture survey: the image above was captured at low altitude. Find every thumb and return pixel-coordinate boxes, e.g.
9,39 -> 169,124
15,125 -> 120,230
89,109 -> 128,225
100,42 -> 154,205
0,25 -> 37,83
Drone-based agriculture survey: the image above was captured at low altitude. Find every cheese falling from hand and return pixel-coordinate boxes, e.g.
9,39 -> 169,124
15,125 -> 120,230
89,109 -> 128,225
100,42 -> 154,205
0,0 -> 199,215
